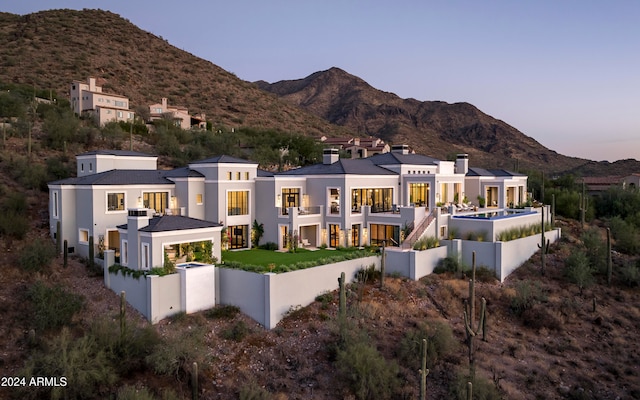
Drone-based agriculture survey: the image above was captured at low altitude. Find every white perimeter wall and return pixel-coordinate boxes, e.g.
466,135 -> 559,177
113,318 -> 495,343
217,255 -> 379,329
385,246 -> 448,280
179,265 -> 216,313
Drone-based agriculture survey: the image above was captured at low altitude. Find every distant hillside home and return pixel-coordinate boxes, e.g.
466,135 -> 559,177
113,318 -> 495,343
581,174 -> 640,194
70,77 -> 135,126
148,98 -> 206,130
318,136 -> 391,158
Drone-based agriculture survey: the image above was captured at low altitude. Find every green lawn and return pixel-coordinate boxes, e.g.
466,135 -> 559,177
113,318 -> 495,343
221,248 -> 346,266
220,247 -> 375,272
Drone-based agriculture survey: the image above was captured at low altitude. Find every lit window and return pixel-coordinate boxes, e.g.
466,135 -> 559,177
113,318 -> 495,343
79,229 -> 89,243
227,172 -> 232,180
196,194 -> 203,205
228,191 -> 249,215
236,171 -> 241,180
244,172 -> 249,180
107,193 -> 125,211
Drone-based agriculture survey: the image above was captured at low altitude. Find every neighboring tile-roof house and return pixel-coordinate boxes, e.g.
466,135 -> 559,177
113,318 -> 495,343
118,215 -> 221,232
50,170 -> 175,186
278,158 -> 397,176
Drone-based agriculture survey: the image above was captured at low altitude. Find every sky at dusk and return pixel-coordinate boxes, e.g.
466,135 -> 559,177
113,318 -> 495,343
3,1 -> 639,162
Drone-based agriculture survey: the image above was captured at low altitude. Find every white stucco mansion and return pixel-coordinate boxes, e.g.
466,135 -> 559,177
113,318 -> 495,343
48,146 -> 529,271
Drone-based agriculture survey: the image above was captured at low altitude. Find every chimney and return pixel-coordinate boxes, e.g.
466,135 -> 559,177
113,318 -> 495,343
391,144 -> 410,155
88,77 -> 96,91
323,148 -> 339,164
126,208 -> 151,270
456,154 -> 469,175
161,97 -> 168,110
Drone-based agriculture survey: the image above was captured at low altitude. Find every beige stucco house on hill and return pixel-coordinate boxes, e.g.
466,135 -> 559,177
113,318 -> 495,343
70,77 -> 135,126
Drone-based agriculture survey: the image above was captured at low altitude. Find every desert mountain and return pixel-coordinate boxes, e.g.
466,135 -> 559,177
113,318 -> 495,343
256,68 -> 591,172
1,9 -> 637,174
0,9 -> 348,138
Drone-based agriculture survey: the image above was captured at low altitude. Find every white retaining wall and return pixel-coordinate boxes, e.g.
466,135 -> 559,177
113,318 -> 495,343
385,246 -> 449,280
179,265 -> 216,314
443,227 -> 561,282
217,255 -> 379,329
105,263 -> 215,323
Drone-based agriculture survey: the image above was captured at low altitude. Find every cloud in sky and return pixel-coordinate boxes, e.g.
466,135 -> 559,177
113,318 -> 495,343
4,0 -> 639,161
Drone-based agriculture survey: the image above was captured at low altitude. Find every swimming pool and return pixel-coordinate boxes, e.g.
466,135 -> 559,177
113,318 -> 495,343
453,210 -> 536,220
177,262 -> 208,268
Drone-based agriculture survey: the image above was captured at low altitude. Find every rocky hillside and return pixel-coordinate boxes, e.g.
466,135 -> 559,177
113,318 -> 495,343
0,9 -> 347,137
1,9 -> 638,174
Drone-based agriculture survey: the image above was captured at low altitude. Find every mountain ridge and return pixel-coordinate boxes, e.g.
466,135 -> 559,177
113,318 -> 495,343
1,9 -> 638,174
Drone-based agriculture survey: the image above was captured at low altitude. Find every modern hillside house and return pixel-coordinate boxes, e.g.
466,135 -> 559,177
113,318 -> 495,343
48,148 -> 528,271
69,77 -> 135,125
148,97 -> 206,130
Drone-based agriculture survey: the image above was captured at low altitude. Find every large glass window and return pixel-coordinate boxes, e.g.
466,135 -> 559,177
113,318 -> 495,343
351,224 -> 360,247
228,191 -> 249,215
329,224 -> 340,248
409,183 -> 429,207
229,225 -> 248,249
281,188 -> 300,215
329,188 -> 340,214
370,224 -> 400,247
107,193 -> 125,211
143,192 -> 168,214
351,188 -> 393,213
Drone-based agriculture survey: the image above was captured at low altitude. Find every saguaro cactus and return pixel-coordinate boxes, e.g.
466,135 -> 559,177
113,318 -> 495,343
63,239 -> 68,268
119,291 -> 126,340
338,272 -> 346,320
538,209 -> 550,276
551,193 -> 556,226
606,227 -> 612,285
56,221 -> 61,255
463,252 -> 487,379
419,338 -> 429,400
88,235 -> 95,268
192,362 -> 199,400
579,181 -> 588,229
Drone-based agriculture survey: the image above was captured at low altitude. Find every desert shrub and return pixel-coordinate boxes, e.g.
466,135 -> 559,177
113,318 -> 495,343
521,304 -> 562,331
475,266 -> 497,282
116,385 -> 155,400
19,238 -> 57,273
145,327 -> 207,379
336,340 -> 401,400
220,320 -> 250,342
413,236 -> 440,250
27,281 -> 84,331
581,227 -> 607,273
356,263 -> 380,283
564,250 -> 594,294
621,263 -> 640,287
88,318 -> 160,375
0,211 -> 29,240
397,320 -> 457,368
19,327 -> 117,400
205,304 -> 240,319
609,216 -> 640,255
510,280 -> 547,316
449,371 -> 501,400
1,190 -> 27,214
315,291 -> 333,309
434,256 -> 466,275
239,381 -> 272,400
